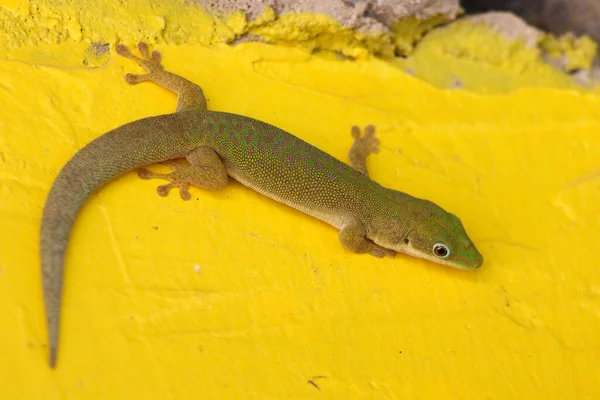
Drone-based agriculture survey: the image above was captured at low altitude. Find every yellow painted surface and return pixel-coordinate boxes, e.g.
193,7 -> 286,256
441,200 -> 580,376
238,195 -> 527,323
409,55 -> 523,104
398,19 -> 597,92
541,32 -> 598,71
1,1 -> 600,399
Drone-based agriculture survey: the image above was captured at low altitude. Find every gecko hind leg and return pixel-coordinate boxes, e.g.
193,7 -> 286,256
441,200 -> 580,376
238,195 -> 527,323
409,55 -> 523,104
348,124 -> 380,177
138,147 -> 228,201
115,42 -> 207,112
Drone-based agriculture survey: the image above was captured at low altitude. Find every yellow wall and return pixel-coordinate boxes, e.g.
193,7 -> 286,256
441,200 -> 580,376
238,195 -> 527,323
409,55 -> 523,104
0,1 -> 599,399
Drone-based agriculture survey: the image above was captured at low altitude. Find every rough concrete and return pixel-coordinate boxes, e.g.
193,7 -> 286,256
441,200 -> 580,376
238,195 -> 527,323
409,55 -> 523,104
460,11 -> 597,79
461,0 -> 600,43
465,11 -> 542,48
195,0 -> 598,84
196,0 -> 461,32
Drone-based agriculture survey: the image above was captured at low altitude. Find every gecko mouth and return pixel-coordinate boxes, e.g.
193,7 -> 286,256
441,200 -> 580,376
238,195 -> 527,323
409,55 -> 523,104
401,247 -> 483,270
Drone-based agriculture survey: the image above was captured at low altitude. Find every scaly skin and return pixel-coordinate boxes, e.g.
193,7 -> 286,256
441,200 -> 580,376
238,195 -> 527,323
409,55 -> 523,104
40,43 -> 483,368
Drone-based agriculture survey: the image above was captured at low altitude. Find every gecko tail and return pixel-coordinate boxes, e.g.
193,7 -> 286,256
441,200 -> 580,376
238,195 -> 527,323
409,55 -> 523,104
40,112 -> 195,368
49,346 -> 57,369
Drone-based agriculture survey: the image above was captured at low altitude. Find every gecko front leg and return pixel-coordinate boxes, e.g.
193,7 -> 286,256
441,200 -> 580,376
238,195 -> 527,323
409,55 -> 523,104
348,125 -> 380,176
339,220 -> 396,258
342,125 -> 395,257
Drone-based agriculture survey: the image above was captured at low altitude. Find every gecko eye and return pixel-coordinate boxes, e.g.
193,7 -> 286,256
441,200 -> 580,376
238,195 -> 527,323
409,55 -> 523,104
432,243 -> 450,258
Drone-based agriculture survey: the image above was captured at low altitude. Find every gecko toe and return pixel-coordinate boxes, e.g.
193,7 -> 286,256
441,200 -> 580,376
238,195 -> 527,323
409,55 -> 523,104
115,43 -> 146,64
137,168 -> 159,179
125,73 -> 152,85
151,50 -> 162,64
136,42 -> 163,64
368,244 -> 396,258
137,42 -> 150,58
369,138 -> 380,153
115,43 -> 133,57
137,168 -> 152,179
157,183 -> 176,197
179,184 -> 192,201
383,249 -> 396,257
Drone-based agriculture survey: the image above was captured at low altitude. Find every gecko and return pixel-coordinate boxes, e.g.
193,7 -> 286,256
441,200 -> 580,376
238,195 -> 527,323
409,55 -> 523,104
40,42 -> 483,368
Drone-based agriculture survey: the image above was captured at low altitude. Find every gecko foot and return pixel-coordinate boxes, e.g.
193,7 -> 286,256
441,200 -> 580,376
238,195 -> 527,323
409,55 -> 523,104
348,124 -> 379,176
368,244 -> 396,258
138,161 -> 193,201
115,42 -> 164,85
351,125 -> 380,156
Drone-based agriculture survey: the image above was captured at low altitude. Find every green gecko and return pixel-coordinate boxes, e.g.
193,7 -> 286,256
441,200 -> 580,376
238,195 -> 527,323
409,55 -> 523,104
40,42 -> 483,368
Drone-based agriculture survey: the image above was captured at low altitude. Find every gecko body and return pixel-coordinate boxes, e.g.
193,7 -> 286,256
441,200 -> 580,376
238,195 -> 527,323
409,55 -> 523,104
41,43 -> 483,368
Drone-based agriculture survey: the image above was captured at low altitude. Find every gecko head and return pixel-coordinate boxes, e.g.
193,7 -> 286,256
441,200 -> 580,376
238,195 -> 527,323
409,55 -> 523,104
404,201 -> 483,270
374,199 -> 483,270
